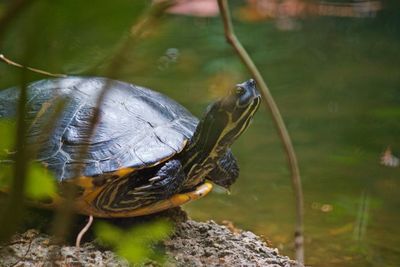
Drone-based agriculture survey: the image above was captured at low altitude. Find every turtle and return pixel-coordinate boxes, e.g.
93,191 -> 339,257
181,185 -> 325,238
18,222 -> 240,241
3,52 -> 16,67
0,77 -> 260,217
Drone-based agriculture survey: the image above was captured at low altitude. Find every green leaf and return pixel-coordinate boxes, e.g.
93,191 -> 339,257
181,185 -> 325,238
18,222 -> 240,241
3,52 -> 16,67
25,162 -> 57,199
131,221 -> 171,241
0,164 -> 12,190
95,222 -> 123,246
0,119 -> 16,158
0,161 -> 56,200
117,240 -> 151,263
95,220 -> 172,264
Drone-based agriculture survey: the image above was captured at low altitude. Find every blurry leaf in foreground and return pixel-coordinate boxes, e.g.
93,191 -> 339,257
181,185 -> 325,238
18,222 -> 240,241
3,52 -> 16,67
95,220 -> 172,264
0,164 -> 12,190
0,119 -> 16,158
25,162 -> 57,200
0,161 -> 57,200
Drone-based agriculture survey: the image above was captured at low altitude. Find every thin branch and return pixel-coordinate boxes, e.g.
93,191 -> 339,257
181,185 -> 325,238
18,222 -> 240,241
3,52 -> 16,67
0,54 -> 66,77
217,0 -> 304,264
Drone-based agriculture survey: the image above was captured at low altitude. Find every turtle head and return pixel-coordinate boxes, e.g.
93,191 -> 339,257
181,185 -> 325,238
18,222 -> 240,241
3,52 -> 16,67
183,79 -> 261,189
205,79 -> 260,188
219,78 -> 261,128
205,79 -> 261,148
223,79 -> 260,108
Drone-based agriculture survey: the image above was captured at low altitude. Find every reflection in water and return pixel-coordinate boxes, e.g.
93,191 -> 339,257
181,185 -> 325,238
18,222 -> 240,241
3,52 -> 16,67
353,191 -> 370,243
240,0 -> 383,20
240,0 -> 383,31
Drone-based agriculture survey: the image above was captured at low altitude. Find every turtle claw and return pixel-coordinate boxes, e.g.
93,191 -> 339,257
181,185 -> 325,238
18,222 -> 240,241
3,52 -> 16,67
134,184 -> 153,191
128,191 -> 149,196
149,176 -> 162,182
127,159 -> 185,201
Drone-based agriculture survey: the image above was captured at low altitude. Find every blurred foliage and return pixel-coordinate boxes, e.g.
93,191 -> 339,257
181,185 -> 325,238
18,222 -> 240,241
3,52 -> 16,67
0,118 -> 15,158
95,220 -> 172,264
0,164 -> 11,189
0,161 -> 56,200
25,162 -> 56,200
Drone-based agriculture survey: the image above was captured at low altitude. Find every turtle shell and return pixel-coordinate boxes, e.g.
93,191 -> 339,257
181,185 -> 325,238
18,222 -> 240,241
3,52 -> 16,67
0,77 -> 198,181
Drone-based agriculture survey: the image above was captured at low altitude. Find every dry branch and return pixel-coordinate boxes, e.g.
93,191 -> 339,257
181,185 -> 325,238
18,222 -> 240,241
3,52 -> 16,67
217,0 -> 304,264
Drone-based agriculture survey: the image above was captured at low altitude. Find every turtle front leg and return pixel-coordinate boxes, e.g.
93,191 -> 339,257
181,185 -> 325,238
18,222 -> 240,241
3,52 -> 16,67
117,159 -> 212,217
85,159 -> 212,218
140,159 -> 186,199
145,159 -> 186,199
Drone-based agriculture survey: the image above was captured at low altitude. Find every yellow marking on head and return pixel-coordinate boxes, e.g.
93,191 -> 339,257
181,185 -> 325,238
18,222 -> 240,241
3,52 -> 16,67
185,100 -> 259,188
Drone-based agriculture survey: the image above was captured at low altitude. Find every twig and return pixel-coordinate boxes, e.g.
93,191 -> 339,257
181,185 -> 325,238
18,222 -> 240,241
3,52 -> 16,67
75,215 -> 94,251
10,233 -> 34,267
217,0 -> 304,264
0,54 -> 66,77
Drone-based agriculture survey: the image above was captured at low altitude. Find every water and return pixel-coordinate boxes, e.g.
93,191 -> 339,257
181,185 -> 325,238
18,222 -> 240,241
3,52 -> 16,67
1,2 -> 399,266
155,9 -> 400,267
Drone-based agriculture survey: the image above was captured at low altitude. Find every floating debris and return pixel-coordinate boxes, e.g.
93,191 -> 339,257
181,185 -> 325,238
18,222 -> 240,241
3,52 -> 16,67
158,48 -> 180,71
380,147 -> 400,168
311,202 -> 333,212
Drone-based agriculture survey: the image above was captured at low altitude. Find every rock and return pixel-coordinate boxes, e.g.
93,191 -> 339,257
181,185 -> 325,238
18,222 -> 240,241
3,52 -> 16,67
0,209 -> 300,267
165,220 -> 299,266
0,230 -> 129,267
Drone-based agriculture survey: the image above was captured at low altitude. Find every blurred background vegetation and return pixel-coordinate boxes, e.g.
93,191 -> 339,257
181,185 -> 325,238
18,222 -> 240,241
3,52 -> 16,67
0,0 -> 399,266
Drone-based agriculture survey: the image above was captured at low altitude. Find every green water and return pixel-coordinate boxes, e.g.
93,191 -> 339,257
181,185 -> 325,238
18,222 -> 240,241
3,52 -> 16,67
1,2 -> 399,266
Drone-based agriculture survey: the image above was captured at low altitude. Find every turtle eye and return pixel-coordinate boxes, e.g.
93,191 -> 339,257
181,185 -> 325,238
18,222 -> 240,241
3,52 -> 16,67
235,86 -> 245,96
